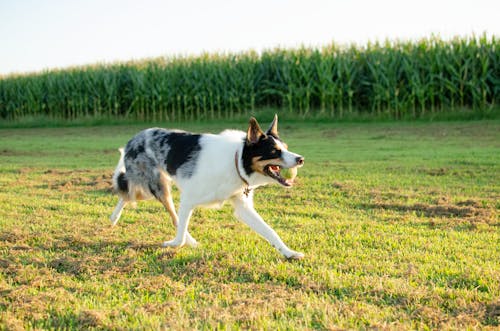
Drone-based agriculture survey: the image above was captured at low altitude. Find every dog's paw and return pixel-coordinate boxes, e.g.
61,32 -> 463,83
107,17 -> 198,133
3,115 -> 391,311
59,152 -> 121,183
285,251 -> 305,260
162,239 -> 184,248
110,217 -> 119,227
185,235 -> 199,248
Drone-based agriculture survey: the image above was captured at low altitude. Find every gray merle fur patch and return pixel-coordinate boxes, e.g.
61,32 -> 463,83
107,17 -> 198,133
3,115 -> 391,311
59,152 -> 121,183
124,129 -> 202,191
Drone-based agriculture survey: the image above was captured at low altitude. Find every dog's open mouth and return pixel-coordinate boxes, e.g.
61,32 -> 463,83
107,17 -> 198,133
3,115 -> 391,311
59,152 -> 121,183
264,164 -> 293,187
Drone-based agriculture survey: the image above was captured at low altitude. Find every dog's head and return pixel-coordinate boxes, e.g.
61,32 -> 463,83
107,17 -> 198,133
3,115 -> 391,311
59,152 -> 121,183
242,115 -> 304,187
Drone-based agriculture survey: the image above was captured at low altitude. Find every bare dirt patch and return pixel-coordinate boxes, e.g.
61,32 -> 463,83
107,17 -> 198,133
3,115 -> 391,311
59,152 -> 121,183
41,169 -> 113,193
76,310 -> 106,329
0,231 -> 24,244
485,301 -> 500,326
0,149 -> 38,157
364,196 -> 496,225
421,167 -> 449,176
0,311 -> 25,331
322,129 -> 340,138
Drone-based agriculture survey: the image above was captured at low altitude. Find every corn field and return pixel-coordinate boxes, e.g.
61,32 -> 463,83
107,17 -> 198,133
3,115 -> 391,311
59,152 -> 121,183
0,35 -> 498,121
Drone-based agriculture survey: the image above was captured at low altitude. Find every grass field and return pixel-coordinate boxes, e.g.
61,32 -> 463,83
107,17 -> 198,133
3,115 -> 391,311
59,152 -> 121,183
0,119 -> 499,330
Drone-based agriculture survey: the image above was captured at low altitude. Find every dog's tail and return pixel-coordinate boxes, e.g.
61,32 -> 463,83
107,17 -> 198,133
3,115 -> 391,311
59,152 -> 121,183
112,148 -> 128,195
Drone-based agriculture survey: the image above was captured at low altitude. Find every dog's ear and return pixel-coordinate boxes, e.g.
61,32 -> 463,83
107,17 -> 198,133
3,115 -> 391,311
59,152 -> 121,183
266,114 -> 279,138
247,117 -> 264,145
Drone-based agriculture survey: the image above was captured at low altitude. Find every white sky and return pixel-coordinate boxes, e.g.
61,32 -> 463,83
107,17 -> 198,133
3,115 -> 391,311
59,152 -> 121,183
1,0 -> 499,75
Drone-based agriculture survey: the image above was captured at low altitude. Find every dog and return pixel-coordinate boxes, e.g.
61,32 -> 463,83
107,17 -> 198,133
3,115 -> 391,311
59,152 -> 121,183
110,115 -> 305,259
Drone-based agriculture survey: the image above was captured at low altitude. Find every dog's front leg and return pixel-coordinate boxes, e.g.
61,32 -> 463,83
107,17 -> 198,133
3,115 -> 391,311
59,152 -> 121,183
231,196 -> 304,260
162,201 -> 193,248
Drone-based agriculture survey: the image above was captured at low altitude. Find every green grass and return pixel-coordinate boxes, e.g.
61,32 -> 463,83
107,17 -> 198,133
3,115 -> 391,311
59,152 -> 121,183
0,119 -> 499,329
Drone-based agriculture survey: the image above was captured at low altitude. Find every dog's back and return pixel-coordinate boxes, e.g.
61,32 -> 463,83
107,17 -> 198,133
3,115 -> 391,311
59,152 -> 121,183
113,128 -> 196,200
112,128 -> 245,203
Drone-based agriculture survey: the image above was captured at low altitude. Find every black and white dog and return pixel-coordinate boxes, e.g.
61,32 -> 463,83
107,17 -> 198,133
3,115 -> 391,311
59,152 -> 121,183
111,115 -> 305,259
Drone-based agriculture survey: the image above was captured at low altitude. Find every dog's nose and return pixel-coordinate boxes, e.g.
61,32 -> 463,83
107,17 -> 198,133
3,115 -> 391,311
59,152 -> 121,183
296,156 -> 304,166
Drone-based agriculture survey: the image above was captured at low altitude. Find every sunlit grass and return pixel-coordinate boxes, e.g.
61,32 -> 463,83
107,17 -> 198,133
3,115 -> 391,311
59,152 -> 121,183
0,120 -> 499,329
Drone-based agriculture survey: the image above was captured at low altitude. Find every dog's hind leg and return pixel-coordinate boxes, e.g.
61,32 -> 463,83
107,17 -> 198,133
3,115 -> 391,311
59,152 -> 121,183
162,198 -> 194,248
159,189 -> 198,247
158,177 -> 178,227
110,198 -> 127,226
157,172 -> 198,247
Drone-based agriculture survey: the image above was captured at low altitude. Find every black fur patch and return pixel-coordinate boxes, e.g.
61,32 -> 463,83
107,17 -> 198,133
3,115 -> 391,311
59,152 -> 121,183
117,172 -> 128,192
164,132 -> 202,176
158,132 -> 170,147
242,135 -> 282,176
125,144 -> 144,160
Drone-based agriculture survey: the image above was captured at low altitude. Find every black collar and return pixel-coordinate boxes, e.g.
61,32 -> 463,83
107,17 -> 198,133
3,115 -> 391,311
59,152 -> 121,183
234,151 -> 251,197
